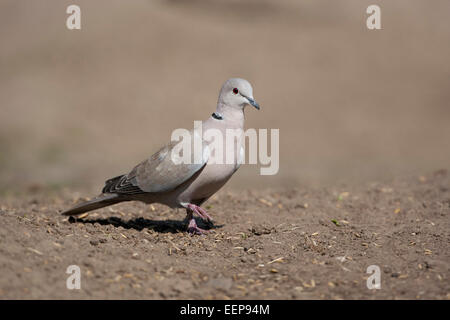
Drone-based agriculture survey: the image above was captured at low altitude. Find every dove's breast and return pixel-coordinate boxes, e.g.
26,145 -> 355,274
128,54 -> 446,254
175,149 -> 242,205
152,114 -> 245,208
177,126 -> 244,205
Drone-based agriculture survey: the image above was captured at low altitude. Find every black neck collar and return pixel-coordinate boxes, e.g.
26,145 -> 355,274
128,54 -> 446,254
212,112 -> 223,120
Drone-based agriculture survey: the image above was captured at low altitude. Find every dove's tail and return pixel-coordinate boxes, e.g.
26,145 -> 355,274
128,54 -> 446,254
61,193 -> 125,216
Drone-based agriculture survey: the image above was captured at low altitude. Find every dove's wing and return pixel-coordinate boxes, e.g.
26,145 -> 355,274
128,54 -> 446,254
103,133 -> 209,195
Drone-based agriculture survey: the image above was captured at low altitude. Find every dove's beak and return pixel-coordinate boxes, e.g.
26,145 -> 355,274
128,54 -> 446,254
243,95 -> 260,110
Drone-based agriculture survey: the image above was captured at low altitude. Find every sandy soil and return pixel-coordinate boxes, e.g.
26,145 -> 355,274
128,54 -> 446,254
0,170 -> 448,299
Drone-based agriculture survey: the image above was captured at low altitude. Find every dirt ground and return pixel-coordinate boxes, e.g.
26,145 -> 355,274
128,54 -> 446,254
0,170 -> 448,299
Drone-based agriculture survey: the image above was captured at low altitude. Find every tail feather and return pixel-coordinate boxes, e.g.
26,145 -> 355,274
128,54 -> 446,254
61,193 -> 124,216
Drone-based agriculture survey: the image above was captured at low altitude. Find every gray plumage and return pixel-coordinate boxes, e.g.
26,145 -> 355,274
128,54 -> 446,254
61,78 -> 259,234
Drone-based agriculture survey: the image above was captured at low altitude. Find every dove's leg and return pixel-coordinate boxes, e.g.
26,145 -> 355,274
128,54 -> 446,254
184,203 -> 213,222
185,210 -> 208,235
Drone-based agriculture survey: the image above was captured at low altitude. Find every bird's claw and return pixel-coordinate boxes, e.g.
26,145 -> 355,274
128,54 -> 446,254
186,204 -> 213,223
187,218 -> 209,235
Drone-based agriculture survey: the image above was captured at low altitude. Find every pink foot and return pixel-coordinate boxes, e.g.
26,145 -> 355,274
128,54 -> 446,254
185,203 -> 213,222
187,218 -> 209,235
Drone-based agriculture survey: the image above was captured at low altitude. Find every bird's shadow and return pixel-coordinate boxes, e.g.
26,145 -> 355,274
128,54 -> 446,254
69,215 -> 222,234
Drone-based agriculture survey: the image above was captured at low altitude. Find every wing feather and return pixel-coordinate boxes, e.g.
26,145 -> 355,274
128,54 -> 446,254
102,136 -> 209,195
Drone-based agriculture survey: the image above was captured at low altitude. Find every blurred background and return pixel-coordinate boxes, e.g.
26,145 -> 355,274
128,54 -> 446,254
0,0 -> 449,193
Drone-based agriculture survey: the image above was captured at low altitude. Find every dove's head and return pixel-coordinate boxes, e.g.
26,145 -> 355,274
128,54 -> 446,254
218,78 -> 260,111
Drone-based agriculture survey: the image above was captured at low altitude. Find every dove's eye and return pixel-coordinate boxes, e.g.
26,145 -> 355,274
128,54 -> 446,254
232,88 -> 239,94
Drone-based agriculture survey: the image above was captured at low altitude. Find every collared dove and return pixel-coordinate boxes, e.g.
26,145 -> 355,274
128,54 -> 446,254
61,78 -> 260,234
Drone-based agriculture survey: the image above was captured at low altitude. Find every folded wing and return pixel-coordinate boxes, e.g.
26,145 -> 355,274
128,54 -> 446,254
102,136 -> 209,195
